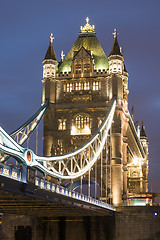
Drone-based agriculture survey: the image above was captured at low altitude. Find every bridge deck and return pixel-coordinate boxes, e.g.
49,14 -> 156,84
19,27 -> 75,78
0,175 -> 114,217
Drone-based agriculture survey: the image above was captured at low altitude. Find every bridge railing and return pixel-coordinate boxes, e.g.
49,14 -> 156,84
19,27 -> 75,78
35,176 -> 114,210
0,163 -> 21,181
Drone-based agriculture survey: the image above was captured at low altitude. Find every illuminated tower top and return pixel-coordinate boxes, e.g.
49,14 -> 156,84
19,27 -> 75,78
80,17 -> 95,33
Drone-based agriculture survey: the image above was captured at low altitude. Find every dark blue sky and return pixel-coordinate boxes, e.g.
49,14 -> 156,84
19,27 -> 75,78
0,0 -> 160,194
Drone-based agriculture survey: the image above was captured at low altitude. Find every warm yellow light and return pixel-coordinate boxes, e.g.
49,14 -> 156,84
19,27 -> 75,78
80,17 -> 95,33
85,125 -> 89,131
72,126 -> 76,131
133,158 -> 139,165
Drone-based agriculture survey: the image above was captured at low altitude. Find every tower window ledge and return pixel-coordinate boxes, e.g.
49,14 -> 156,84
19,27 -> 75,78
71,126 -> 91,135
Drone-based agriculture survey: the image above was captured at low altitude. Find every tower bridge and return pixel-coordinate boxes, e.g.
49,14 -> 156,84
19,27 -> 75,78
0,18 -> 155,240
0,18 -> 149,208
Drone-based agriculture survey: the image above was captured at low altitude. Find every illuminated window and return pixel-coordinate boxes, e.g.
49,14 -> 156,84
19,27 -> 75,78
75,115 -> 90,129
51,66 -> 55,75
43,64 -> 55,78
83,57 -> 91,73
84,64 -> 90,73
93,81 -> 99,90
71,114 -> 91,135
58,119 -> 66,130
84,82 -> 90,90
66,83 -> 72,92
75,82 -> 82,91
75,64 -> 81,73
113,64 -> 117,73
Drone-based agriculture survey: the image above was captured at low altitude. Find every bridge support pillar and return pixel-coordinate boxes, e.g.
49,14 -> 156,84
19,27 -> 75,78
111,164 -> 122,206
122,141 -> 128,205
111,132 -> 123,206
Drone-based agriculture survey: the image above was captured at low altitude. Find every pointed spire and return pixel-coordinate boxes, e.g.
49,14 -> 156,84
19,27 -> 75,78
140,121 -> 147,138
44,33 -> 57,61
109,28 -> 122,56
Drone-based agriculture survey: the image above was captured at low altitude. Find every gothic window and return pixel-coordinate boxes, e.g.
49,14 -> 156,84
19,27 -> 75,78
84,82 -> 90,90
71,113 -> 91,135
113,63 -> 117,73
51,141 -> 63,155
75,64 -> 81,73
51,66 -> 55,75
93,81 -> 99,91
84,64 -> 90,73
58,119 -> 66,130
66,83 -> 73,92
75,58 -> 82,74
84,57 -> 91,73
75,82 -> 82,91
118,66 -> 122,73
75,115 -> 90,129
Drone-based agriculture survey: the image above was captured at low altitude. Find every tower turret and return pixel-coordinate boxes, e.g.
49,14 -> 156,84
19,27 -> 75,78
42,33 -> 58,103
43,33 -> 57,78
108,29 -> 129,206
140,121 -> 148,154
108,28 -> 129,110
108,28 -> 124,74
140,121 -> 149,192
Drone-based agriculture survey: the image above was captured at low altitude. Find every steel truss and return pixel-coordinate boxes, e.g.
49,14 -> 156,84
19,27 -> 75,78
0,97 -> 116,180
0,99 -> 49,163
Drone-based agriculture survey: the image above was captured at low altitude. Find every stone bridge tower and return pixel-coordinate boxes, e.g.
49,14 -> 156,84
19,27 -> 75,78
42,19 -> 149,206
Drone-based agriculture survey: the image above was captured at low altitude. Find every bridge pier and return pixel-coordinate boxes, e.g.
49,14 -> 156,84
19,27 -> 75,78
0,214 -> 115,240
0,206 -> 160,240
1,208 -> 160,240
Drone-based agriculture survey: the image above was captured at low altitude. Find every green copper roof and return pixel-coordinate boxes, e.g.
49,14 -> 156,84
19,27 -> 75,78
58,32 -> 109,73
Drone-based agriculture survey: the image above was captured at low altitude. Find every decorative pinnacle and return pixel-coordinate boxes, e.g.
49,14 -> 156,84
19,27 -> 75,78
86,17 -> 89,24
49,33 -> 54,43
80,17 -> 95,33
142,121 -> 145,129
60,50 -> 65,61
120,47 -> 124,55
112,28 -> 119,38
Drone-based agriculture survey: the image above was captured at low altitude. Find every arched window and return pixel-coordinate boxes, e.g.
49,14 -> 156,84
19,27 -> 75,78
66,83 -> 72,92
71,113 -> 91,135
75,82 -> 82,91
93,81 -> 99,90
75,58 -> 82,74
84,82 -> 90,90
83,57 -> 91,73
58,119 -> 66,130
75,115 -> 90,129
